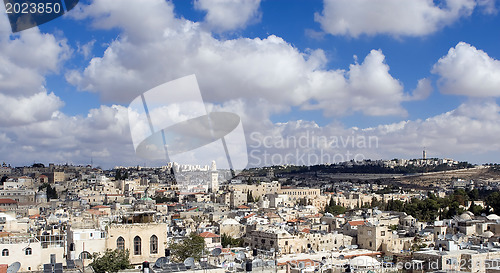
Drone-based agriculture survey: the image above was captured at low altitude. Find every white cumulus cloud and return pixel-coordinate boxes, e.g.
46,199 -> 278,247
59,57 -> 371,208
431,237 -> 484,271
194,0 -> 262,32
0,92 -> 63,127
0,12 -> 70,127
315,0 -> 477,37
67,0 -> 425,119
432,42 -> 500,97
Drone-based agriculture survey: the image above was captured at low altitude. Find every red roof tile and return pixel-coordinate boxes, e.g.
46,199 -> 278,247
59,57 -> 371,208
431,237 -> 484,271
29,214 -> 41,219
243,213 -> 256,219
199,231 -> 220,238
0,199 -> 17,204
0,264 -> 7,273
348,220 -> 366,226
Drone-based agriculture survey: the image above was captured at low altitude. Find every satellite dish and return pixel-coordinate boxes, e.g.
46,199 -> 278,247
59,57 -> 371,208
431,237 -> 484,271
352,245 -> 358,249
452,235 -> 458,241
7,262 -> 21,273
321,221 -> 327,225
252,259 -> 263,268
184,257 -> 195,269
270,248 -> 275,253
339,255 -> 345,259
237,252 -> 246,260
298,262 -> 305,269
154,257 -> 168,269
438,234 -> 445,240
212,248 -> 222,257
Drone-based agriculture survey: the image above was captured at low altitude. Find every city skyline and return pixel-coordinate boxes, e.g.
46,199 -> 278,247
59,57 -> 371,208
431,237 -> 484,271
1,0 -> 500,168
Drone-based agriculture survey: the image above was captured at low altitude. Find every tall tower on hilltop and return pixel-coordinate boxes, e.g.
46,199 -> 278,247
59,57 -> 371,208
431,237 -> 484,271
423,148 -> 427,160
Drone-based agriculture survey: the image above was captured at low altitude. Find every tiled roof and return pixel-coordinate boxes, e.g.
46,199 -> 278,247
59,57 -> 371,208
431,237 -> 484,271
199,231 -> 220,238
92,205 -> 110,209
348,220 -> 366,226
243,213 -> 256,219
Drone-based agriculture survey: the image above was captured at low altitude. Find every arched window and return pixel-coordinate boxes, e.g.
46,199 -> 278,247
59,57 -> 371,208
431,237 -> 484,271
80,251 -> 92,259
134,236 -> 141,255
150,235 -> 158,254
25,247 -> 32,255
2,249 -> 9,256
69,243 -> 75,251
117,236 -> 125,250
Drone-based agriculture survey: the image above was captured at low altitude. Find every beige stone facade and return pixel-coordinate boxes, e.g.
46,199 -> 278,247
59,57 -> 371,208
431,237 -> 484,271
106,223 -> 168,264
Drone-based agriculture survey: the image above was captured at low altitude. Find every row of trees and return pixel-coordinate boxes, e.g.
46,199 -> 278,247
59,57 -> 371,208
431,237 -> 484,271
246,191 -> 261,203
324,189 -> 500,222
324,197 -> 346,215
275,161 -> 475,175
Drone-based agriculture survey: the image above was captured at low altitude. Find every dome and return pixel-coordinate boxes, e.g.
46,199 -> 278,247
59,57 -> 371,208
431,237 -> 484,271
459,213 -> 472,221
487,214 -> 500,220
482,231 -> 494,238
350,256 -> 380,268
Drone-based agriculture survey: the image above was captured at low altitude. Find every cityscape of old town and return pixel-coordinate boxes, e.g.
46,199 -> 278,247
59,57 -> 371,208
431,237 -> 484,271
2,154 -> 500,273
3,0 -> 500,273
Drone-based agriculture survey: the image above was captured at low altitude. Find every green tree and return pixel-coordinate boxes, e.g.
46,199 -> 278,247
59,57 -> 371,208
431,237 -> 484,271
170,233 -> 206,262
247,191 -> 255,203
324,197 -> 346,215
154,195 -> 179,203
115,169 -> 122,180
90,249 -> 131,273
467,189 -> 479,201
39,183 -> 58,200
221,234 -> 243,248
468,200 -> 483,215
386,199 -> 404,211
370,197 -> 385,209
486,192 -> 500,214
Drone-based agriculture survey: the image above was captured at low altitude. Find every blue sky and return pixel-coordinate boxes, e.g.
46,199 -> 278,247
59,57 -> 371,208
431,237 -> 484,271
2,0 -> 500,168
